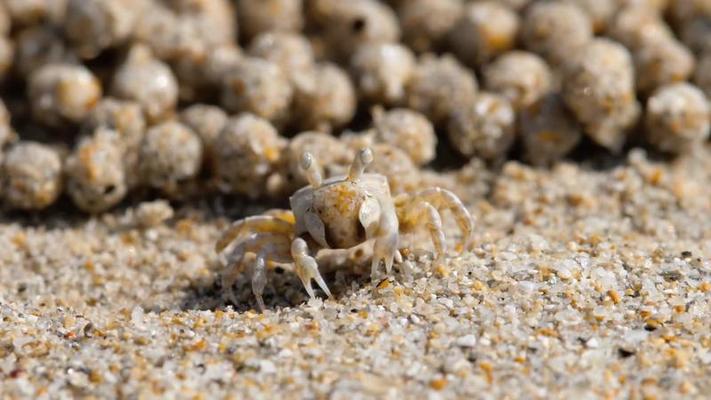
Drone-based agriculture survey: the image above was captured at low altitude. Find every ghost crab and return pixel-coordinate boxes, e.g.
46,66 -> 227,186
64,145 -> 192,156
215,147 -> 473,310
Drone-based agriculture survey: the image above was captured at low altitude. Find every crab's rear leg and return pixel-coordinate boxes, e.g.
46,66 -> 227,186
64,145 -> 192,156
396,188 -> 473,254
250,245 -> 294,311
291,238 -> 332,299
220,233 -> 292,309
215,212 -> 295,254
264,209 -> 296,224
398,201 -> 446,258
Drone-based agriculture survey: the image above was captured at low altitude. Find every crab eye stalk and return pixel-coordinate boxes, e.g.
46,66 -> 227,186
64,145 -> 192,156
348,147 -> 373,182
300,151 -> 323,188
360,147 -> 374,164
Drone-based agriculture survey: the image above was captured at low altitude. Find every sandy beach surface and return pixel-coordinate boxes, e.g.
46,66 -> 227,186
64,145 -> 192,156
1,147 -> 710,399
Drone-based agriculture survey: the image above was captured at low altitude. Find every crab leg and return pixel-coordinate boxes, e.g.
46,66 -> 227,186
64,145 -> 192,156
221,233 -> 292,307
215,214 -> 294,254
264,209 -> 296,224
222,233 -> 292,267
396,188 -> 473,253
251,254 -> 268,311
291,238 -> 332,299
399,201 -> 446,258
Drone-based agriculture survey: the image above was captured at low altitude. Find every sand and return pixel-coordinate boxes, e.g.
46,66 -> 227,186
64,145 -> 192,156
1,147 -> 710,399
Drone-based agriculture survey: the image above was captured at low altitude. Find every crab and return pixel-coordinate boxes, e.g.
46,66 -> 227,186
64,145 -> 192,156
215,147 -> 474,310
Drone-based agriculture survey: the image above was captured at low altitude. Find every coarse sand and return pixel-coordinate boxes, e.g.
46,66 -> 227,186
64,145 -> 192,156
1,147 -> 710,399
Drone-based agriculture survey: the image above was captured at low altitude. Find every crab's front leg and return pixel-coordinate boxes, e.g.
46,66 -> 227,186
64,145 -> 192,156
291,238 -> 332,299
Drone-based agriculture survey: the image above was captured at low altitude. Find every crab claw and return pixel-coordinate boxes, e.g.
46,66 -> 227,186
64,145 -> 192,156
292,238 -> 332,299
371,231 -> 399,279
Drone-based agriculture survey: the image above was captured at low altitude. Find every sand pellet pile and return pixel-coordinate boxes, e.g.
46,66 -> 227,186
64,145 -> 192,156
0,0 -> 708,212
0,0 -> 710,398
1,149 -> 709,398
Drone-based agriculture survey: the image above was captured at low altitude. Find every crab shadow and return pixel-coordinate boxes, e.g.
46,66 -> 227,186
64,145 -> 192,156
179,262 -> 374,313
